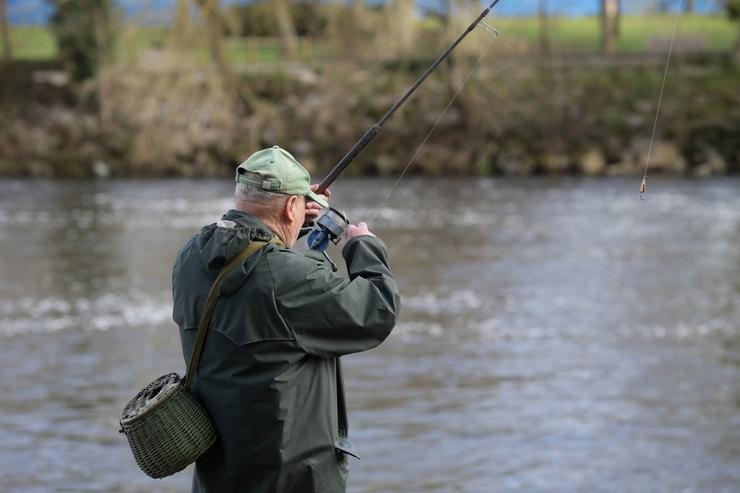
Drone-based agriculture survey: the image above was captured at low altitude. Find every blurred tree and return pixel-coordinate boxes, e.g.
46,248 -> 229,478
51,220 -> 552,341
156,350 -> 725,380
197,0 -> 237,90
334,0 -> 368,58
196,0 -> 260,112
228,1 -> 328,37
274,0 -> 298,55
228,2 -> 276,36
539,0 -> 549,54
382,0 -> 416,58
0,0 -> 11,60
615,0 -> 621,37
50,0 -> 114,81
351,0 -> 367,29
294,0 -> 328,38
437,0 -> 450,28
727,0 -> 740,58
600,0 -> 619,53
171,0 -> 192,49
91,1 -> 112,121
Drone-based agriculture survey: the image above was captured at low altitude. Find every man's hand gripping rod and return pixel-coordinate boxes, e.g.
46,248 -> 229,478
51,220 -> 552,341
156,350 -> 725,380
307,0 -> 503,261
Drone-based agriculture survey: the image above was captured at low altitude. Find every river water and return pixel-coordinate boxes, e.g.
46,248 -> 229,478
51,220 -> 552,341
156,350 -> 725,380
0,177 -> 738,493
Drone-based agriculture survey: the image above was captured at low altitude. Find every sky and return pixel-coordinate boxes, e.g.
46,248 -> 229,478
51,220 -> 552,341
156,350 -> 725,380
7,0 -> 724,25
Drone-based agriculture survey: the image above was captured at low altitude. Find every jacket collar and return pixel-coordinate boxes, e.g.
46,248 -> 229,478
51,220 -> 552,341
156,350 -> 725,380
220,209 -> 276,240
196,210 -> 278,276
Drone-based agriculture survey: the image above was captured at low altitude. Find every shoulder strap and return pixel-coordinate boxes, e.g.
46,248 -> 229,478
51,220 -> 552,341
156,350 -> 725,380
184,239 -> 272,390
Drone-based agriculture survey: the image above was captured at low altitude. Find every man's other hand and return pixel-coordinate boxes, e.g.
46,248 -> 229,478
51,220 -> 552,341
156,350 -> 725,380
305,184 -> 331,224
345,222 -> 375,243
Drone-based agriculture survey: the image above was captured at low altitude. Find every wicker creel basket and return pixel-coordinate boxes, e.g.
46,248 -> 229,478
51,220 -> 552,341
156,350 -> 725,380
119,372 -> 217,479
119,241 -> 269,479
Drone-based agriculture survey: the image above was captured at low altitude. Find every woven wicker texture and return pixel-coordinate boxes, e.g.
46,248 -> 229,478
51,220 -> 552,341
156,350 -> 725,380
120,373 -> 217,479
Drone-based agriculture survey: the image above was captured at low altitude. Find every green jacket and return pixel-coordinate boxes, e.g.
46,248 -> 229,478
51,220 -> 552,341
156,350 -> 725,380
172,209 -> 400,493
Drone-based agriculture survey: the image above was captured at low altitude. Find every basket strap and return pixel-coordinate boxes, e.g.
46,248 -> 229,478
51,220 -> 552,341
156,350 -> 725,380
184,238 -> 277,390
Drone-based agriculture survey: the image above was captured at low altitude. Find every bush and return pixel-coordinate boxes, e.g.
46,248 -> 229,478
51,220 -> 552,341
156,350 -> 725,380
50,0 -> 114,81
227,0 -> 329,37
727,0 -> 740,18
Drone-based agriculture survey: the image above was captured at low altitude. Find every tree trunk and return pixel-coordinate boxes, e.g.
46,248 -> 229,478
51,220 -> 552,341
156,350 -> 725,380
685,0 -> 693,13
614,0 -> 621,37
539,0 -> 549,55
0,0 -> 12,60
92,4 -> 111,123
274,0 -> 298,56
385,0 -> 416,58
198,0 -> 240,96
172,0 -> 191,49
196,0 -> 260,113
601,0 -> 618,54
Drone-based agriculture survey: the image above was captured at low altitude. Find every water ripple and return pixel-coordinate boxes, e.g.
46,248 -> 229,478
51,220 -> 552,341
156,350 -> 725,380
0,293 -> 173,337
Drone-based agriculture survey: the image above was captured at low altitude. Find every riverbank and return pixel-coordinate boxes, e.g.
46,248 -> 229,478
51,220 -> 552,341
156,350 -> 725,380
0,52 -> 738,178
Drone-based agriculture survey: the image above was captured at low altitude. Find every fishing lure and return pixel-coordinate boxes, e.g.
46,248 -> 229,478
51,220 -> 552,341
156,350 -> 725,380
640,0 -> 684,199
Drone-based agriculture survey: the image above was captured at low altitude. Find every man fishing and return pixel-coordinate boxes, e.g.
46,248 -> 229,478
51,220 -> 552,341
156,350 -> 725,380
172,145 -> 400,493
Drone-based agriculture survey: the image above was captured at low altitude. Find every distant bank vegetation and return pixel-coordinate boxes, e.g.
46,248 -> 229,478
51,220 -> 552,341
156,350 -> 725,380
4,14 -> 739,61
0,0 -> 738,178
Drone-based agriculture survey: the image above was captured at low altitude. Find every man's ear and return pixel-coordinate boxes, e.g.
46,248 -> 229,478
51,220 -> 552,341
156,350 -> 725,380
282,195 -> 298,223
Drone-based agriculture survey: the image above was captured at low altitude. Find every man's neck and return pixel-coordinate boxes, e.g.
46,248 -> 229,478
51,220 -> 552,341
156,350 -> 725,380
261,218 -> 290,246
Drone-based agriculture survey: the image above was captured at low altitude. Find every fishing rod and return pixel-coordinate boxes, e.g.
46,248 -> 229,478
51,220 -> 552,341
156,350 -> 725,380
307,0 -> 503,266
316,0 -> 502,195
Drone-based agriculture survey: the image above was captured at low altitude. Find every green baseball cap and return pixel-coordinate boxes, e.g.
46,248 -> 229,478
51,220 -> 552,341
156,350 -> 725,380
235,146 -> 328,208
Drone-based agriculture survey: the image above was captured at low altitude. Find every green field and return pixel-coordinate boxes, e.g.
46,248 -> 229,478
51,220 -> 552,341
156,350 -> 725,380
501,14 -> 737,52
2,14 -> 737,62
2,26 -> 57,59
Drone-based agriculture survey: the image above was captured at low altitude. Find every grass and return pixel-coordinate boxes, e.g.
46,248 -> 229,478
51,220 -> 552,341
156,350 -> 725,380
2,14 -> 737,62
1,26 -> 56,59
224,37 -> 338,63
501,14 -> 737,52
115,24 -> 169,60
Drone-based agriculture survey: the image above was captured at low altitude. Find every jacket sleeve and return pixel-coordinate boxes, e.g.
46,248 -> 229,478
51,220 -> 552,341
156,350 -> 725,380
272,235 -> 400,357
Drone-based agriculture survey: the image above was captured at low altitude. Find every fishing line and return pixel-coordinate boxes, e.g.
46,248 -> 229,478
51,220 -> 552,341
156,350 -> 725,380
369,1 -> 526,227
306,0 -> 514,261
640,0 -> 683,199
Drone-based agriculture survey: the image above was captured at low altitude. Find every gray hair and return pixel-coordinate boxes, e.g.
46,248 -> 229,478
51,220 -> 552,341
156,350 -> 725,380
234,182 -> 287,208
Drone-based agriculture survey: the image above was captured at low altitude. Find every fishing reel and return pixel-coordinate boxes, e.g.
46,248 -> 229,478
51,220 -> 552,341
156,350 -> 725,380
307,208 -> 349,272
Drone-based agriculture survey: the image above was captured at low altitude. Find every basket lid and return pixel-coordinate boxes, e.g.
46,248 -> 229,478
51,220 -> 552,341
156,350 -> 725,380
121,372 -> 182,423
